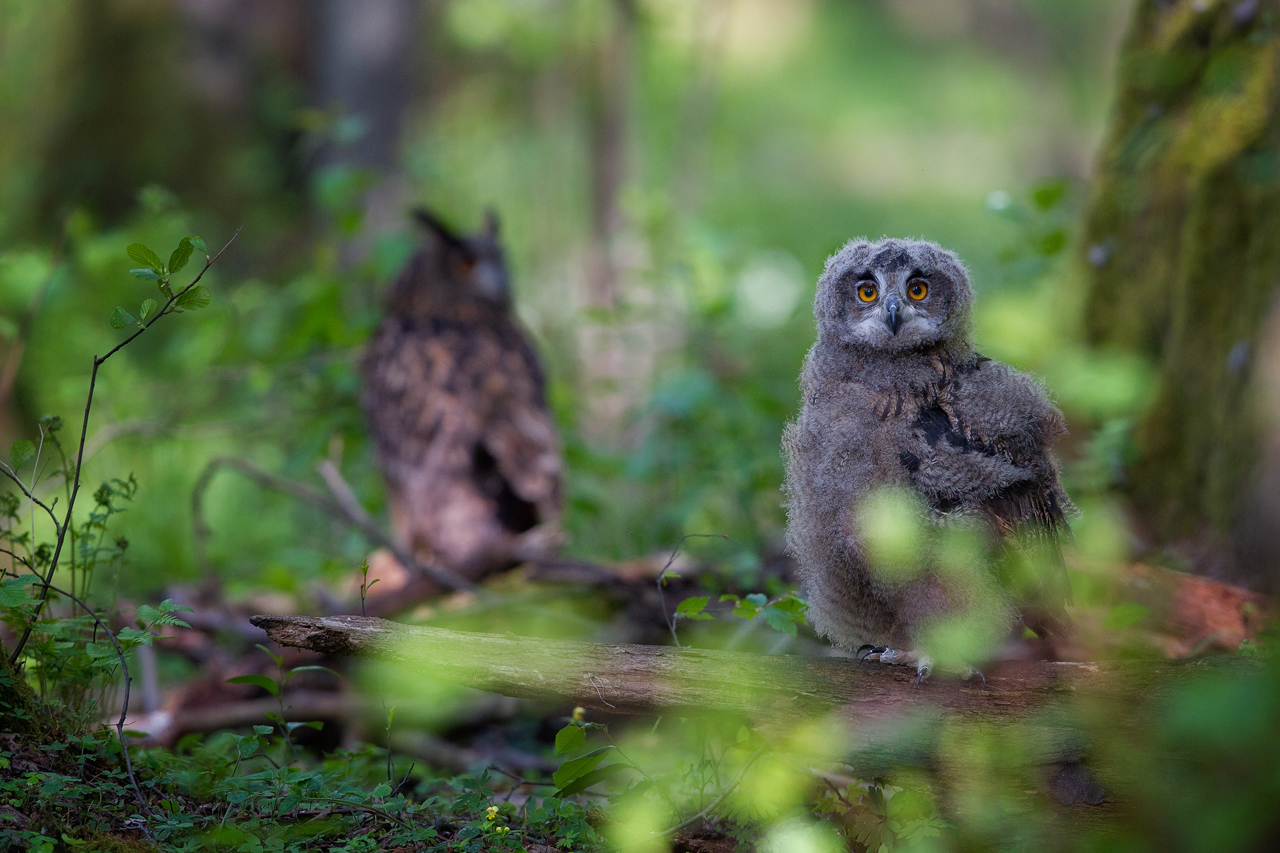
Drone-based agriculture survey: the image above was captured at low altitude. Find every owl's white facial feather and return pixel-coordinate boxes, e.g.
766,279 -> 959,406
814,238 -> 974,355
844,270 -> 944,349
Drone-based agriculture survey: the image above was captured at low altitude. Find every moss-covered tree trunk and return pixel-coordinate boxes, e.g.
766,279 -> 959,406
1080,0 -> 1280,587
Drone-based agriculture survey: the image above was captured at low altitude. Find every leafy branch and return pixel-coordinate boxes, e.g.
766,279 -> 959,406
9,229 -> 239,664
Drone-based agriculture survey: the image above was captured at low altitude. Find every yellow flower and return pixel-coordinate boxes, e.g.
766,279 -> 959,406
495,826 -> 510,835
486,805 -> 499,821
572,706 -> 585,722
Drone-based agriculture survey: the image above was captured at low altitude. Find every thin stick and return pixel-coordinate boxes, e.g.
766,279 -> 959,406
0,464 -> 61,534
9,231 -> 241,664
316,459 -> 473,592
662,745 -> 765,836
656,533 -> 730,646
42,582 -> 150,812
190,456 -> 472,592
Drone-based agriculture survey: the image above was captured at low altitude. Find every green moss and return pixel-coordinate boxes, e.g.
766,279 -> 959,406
0,643 -> 44,739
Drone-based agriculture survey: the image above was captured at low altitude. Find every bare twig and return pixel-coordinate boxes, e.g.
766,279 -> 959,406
663,745 -> 766,835
316,459 -> 474,593
43,582 -> 149,812
0,463 -> 61,535
191,456 -> 472,592
656,533 -> 730,646
10,230 -> 241,664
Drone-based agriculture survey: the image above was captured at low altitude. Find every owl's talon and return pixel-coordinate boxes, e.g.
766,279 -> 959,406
915,663 -> 932,686
855,644 -> 887,661
964,666 -> 987,687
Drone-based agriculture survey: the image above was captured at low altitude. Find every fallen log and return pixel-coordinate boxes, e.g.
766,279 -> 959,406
249,614 -> 1266,828
247,615 -> 1256,729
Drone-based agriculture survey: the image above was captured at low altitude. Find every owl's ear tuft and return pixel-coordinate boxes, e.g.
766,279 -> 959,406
414,208 -> 467,251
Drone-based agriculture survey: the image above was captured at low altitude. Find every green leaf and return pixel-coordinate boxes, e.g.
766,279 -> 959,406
285,664 -> 341,681
555,724 -> 585,755
1035,229 -> 1067,256
84,642 -> 117,659
770,595 -> 808,618
126,243 -> 163,272
226,674 -> 280,697
168,238 -> 195,274
110,307 -> 136,330
252,725 -> 274,736
554,763 -> 627,797
286,720 -> 324,733
139,299 -> 158,321
116,627 -> 152,647
191,236 -> 208,254
762,605 -> 799,637
236,735 -> 261,758
129,268 -> 162,280
676,596 -> 712,620
256,643 -> 284,668
175,285 -> 211,312
745,593 -> 768,607
1031,179 -> 1068,211
552,746 -> 615,790
9,439 -> 34,469
371,783 -> 392,798
0,574 -> 39,608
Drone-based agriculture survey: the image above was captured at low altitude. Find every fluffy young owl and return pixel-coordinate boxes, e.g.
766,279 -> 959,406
783,238 -> 1074,681
361,209 -> 562,581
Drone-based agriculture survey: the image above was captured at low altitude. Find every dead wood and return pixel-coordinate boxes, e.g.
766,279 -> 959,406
248,614 -> 1257,731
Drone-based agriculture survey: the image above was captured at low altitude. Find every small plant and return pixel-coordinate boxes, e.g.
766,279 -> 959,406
676,590 -> 809,638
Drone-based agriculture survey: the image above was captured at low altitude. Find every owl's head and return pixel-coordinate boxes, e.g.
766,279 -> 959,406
813,238 -> 974,355
412,207 -> 511,307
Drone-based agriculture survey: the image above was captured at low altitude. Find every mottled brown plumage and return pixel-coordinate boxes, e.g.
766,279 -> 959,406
361,210 -> 562,578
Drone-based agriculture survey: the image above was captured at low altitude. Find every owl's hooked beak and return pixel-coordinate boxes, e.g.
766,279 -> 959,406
884,297 -> 903,335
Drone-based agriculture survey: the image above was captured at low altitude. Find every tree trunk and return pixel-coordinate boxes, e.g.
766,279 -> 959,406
1079,0 -> 1280,589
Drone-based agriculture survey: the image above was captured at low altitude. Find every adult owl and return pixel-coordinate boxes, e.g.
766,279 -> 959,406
783,238 -> 1074,681
361,209 -> 562,583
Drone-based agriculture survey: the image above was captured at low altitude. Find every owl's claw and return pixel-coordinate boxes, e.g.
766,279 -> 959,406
855,644 -> 887,661
915,663 -> 932,686
964,666 -> 987,687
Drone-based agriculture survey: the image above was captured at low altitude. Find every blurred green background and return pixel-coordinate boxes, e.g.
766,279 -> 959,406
8,3 -> 1280,851
0,0 -> 1135,603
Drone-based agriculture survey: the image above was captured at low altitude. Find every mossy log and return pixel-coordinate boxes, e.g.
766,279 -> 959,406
251,614 -> 1267,826
248,615 -> 1254,756
1080,0 -> 1280,584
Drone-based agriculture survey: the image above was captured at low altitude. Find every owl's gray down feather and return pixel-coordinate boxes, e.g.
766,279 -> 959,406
783,237 -> 1074,666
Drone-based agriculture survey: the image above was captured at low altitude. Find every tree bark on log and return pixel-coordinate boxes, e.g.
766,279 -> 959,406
248,615 -> 1255,732
1079,0 -> 1280,588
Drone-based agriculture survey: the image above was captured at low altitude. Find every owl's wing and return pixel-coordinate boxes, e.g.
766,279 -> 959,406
362,314 -> 561,518
475,317 -> 563,515
899,360 -> 1074,626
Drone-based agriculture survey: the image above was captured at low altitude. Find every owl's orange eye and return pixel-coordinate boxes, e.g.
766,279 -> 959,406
907,280 -> 928,300
857,283 -> 878,303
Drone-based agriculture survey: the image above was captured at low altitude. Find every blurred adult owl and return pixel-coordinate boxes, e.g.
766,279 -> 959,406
361,209 -> 562,582
783,238 -> 1074,681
